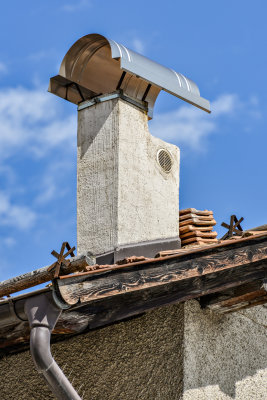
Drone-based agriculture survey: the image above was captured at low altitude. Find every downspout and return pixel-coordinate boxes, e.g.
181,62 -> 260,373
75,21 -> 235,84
24,292 -> 82,400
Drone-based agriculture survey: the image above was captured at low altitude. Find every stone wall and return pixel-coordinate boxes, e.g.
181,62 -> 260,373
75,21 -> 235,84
0,304 -> 184,400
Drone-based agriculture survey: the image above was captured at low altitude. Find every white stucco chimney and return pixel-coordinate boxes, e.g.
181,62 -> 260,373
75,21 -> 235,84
77,94 -> 180,262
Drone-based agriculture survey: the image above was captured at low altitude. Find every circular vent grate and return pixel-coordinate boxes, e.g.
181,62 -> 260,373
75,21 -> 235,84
157,149 -> 173,173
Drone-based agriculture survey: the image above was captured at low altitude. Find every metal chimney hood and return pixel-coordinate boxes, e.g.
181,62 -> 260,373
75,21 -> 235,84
49,33 -> 210,118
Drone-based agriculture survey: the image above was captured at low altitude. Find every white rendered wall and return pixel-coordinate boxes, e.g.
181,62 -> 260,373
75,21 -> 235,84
77,97 -> 180,256
117,99 -> 180,247
183,301 -> 267,400
77,98 -> 119,255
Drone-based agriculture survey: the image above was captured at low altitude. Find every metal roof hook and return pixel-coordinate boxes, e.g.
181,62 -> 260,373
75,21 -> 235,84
24,293 -> 82,400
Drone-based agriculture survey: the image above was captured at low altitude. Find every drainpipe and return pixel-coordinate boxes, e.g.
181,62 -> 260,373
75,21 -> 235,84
24,292 -> 82,400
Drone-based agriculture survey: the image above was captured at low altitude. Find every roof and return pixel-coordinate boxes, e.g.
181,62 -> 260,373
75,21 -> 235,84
48,33 -> 210,118
0,233 -> 266,355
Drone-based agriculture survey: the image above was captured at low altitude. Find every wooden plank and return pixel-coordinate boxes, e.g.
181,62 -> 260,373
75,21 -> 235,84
56,233 -> 267,281
2,235 -> 267,353
210,295 -> 267,314
0,253 -> 94,298
249,224 -> 267,231
55,236 -> 267,309
9,233 -> 263,301
243,230 -> 267,237
199,280 -> 267,313
55,262 -> 266,330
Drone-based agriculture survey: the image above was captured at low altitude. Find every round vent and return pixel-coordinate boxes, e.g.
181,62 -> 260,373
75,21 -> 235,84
157,149 -> 173,173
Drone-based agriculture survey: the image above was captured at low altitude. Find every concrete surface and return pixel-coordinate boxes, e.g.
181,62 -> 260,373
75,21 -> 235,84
77,97 -> 180,256
183,300 -> 267,400
0,304 -> 184,400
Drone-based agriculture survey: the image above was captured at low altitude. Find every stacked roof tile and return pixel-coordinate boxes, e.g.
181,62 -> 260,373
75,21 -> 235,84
179,208 -> 218,246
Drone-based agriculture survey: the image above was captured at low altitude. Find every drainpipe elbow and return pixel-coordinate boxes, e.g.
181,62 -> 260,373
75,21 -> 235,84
30,326 -> 54,372
24,293 -> 82,400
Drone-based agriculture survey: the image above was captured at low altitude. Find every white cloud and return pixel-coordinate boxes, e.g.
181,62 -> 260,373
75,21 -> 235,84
131,38 -> 145,54
34,159 -> 74,205
34,173 -> 57,205
28,51 -> 50,62
0,191 -> 36,230
3,237 -> 16,248
0,164 -> 16,185
0,86 -> 260,241
212,94 -> 240,115
0,62 -> 7,75
249,95 -> 259,107
0,86 -> 76,160
62,0 -> 92,12
150,94 -> 241,150
0,85 -> 77,235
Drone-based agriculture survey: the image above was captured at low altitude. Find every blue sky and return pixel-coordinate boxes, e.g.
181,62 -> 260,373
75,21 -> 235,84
0,0 -> 267,282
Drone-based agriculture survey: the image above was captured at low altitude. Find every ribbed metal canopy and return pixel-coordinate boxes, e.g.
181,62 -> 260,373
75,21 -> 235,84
49,33 -> 210,118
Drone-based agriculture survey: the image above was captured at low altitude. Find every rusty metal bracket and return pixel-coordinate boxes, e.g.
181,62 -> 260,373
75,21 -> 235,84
48,242 -> 76,278
221,215 -> 244,240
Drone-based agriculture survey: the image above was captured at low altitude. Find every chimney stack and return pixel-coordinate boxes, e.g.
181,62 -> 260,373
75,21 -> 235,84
49,33 -> 210,263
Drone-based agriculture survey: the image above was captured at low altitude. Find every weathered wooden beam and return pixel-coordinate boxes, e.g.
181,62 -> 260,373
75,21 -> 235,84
199,280 -> 267,313
54,235 -> 267,328
54,263 -> 266,331
219,296 -> 267,313
0,253 -> 94,298
56,236 -> 267,305
1,236 -> 267,354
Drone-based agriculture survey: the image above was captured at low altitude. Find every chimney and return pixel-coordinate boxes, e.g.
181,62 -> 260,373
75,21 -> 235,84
49,33 -> 210,263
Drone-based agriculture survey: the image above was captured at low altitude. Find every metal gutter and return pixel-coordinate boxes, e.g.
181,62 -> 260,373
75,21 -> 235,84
0,287 -> 50,328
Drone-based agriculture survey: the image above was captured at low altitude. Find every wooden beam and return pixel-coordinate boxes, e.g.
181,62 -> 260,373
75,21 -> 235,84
199,280 -> 267,313
1,235 -> 267,354
54,235 -> 267,328
0,253 -> 94,298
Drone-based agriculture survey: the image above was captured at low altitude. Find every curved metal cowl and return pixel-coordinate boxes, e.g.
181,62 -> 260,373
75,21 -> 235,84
49,33 -> 210,118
